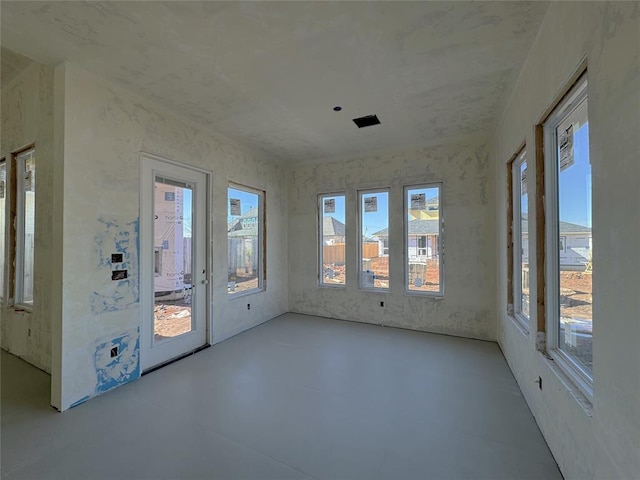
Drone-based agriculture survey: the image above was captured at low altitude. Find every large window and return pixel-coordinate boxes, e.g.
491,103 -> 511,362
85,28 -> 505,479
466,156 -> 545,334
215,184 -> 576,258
0,159 -> 6,301
359,189 -> 389,289
544,74 -> 592,394
404,184 -> 442,295
15,148 -> 36,306
227,185 -> 264,296
319,193 -> 346,286
509,149 -> 530,331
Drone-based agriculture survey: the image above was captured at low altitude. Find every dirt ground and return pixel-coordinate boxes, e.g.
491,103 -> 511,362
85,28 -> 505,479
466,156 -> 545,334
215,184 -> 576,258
228,274 -> 259,293
154,300 -> 192,341
322,257 -> 441,291
558,270 -> 593,320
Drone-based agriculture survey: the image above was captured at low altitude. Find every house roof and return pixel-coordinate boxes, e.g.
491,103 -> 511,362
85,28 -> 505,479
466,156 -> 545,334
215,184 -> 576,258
228,206 -> 258,231
373,219 -> 439,237
521,216 -> 591,235
323,217 -> 345,237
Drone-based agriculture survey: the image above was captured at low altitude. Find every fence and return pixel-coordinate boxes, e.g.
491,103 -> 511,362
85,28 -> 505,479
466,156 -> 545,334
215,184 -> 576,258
322,242 -> 379,264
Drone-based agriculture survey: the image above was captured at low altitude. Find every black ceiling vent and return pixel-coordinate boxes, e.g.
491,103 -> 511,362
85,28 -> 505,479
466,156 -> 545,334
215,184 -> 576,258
353,114 -> 381,128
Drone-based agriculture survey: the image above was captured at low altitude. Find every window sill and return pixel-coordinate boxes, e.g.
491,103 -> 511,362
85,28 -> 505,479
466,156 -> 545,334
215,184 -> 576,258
227,288 -> 264,300
10,304 -> 33,314
507,313 -> 530,337
542,350 -> 594,417
318,283 -> 346,289
404,290 -> 444,299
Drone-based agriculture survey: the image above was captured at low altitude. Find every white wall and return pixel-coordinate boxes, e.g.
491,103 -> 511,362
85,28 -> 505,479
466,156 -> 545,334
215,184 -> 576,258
289,142 -> 496,340
1,62 -> 56,373
54,64 -> 289,410
492,2 -> 640,479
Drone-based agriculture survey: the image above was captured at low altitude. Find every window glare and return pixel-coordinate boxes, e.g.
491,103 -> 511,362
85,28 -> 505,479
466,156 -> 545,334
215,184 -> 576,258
556,96 -> 592,375
227,186 -> 263,295
406,185 -> 441,294
19,149 -> 35,305
360,191 -> 389,289
320,194 -> 346,286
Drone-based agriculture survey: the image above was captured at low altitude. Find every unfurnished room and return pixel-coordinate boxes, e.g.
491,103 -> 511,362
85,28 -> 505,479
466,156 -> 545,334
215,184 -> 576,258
1,1 -> 639,479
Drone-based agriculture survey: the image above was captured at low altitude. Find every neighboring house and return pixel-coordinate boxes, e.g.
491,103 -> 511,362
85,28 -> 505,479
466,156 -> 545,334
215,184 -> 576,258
228,207 -> 259,276
322,217 -> 345,244
373,219 -> 440,260
521,216 -> 592,267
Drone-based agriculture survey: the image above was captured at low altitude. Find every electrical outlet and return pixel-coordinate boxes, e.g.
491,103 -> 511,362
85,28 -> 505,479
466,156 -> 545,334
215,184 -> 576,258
380,301 -> 384,307
247,303 -> 251,310
110,346 -> 118,358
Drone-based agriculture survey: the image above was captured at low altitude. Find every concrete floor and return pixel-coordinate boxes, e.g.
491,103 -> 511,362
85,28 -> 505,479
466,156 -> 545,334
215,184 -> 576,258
1,313 -> 562,479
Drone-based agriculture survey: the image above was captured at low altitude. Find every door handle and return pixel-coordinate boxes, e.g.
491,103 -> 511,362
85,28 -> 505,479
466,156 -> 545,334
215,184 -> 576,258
201,279 -> 209,285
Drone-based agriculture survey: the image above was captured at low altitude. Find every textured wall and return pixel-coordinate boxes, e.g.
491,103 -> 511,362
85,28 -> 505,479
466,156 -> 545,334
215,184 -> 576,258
492,2 -> 640,479
56,64 -> 288,410
0,62 -> 55,373
289,142 -> 496,340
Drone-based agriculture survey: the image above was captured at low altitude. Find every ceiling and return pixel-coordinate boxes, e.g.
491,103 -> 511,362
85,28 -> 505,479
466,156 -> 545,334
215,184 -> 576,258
1,1 -> 549,163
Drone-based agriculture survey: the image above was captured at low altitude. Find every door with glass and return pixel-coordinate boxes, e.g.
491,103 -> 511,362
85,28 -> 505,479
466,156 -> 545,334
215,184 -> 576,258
140,155 -> 208,371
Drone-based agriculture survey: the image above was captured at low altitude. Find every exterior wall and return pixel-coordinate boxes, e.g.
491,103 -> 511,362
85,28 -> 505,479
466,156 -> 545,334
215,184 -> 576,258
0,62 -> 56,373
289,142 -> 496,340
492,2 -> 640,479
55,64 -> 289,410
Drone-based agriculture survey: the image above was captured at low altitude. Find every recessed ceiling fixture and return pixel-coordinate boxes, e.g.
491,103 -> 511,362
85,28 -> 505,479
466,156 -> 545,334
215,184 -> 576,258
353,114 -> 381,128
333,106 -> 342,112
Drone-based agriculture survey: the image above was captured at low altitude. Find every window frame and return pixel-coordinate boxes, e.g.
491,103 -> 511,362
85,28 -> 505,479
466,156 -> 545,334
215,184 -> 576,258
358,188 -> 390,291
318,192 -> 346,288
227,183 -> 265,298
13,147 -> 36,308
509,148 -> 530,332
403,182 -> 444,297
543,73 -> 593,398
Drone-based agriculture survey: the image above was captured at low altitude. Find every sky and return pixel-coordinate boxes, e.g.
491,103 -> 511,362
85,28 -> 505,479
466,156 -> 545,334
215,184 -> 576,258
228,187 -> 259,223
559,123 -> 591,228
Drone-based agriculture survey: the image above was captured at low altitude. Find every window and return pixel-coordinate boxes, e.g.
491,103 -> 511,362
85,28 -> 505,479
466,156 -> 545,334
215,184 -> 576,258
227,184 -> 264,296
318,193 -> 346,286
0,159 -> 5,301
359,189 -> 389,289
543,74 -> 592,394
508,149 -> 530,331
404,184 -> 443,295
14,148 -> 36,306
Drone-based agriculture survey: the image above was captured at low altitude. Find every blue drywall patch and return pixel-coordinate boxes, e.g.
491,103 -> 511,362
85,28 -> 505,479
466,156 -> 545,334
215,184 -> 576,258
70,395 -> 91,408
91,216 -> 140,315
94,329 -> 140,394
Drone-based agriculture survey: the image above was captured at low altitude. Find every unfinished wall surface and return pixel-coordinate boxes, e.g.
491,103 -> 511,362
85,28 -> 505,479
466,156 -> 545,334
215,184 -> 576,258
289,142 -> 496,340
55,64 -> 288,410
492,2 -> 640,479
0,62 -> 56,373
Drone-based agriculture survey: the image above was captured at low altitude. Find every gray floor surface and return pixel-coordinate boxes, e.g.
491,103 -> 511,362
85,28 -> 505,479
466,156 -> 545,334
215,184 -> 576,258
1,313 -> 562,480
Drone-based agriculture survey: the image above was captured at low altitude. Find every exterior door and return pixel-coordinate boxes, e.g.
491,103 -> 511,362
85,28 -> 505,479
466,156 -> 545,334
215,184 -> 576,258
140,154 -> 208,371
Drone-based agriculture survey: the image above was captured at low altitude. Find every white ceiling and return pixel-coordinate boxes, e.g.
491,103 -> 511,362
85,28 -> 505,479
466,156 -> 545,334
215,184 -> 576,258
1,1 -> 548,163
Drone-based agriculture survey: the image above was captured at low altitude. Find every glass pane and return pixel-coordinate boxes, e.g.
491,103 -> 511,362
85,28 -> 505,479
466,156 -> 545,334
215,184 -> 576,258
20,150 -> 35,304
320,194 -> 346,285
406,186 -> 440,293
520,160 -> 530,317
556,97 -> 592,374
228,187 -> 260,294
0,161 -> 5,298
361,191 -> 389,289
153,178 -> 193,342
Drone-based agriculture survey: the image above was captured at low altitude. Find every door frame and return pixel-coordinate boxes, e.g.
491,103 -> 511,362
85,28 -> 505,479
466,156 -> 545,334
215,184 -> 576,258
139,151 -> 212,371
